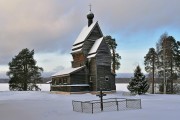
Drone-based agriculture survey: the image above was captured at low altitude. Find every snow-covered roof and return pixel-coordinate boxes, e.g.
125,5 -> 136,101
70,48 -> 82,54
73,21 -> 97,46
88,37 -> 103,55
72,43 -> 83,50
52,66 -> 85,77
87,53 -> 97,58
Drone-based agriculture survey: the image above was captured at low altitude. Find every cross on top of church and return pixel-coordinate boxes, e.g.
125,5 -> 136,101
89,4 -> 92,11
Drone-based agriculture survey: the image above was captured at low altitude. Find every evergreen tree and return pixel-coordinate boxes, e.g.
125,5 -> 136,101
156,33 -> 180,93
7,48 -> 43,91
104,35 -> 121,73
164,36 -> 179,93
144,48 -> 158,94
127,65 -> 149,95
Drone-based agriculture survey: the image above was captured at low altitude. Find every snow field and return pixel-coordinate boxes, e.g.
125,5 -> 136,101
0,84 -> 180,120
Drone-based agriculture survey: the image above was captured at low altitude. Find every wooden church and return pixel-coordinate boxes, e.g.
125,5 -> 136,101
50,10 -> 116,92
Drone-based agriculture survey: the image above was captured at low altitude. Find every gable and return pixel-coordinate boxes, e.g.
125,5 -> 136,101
71,21 -> 103,54
73,21 -> 97,46
97,39 -> 111,56
87,37 -> 111,59
86,23 -> 103,40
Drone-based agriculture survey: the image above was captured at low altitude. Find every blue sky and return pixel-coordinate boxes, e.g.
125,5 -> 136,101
0,0 -> 180,78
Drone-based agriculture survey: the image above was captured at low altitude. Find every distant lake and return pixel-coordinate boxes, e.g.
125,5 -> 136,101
0,83 -> 128,92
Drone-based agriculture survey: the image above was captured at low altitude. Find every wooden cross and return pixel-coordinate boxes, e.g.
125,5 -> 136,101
96,90 -> 106,111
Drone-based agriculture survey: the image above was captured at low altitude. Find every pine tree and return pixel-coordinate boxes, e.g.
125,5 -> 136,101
104,35 -> 121,73
144,48 -> 158,94
127,65 -> 149,95
7,48 -> 43,91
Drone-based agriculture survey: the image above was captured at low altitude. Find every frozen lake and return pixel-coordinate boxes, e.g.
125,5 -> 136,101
0,83 -> 50,91
0,83 -> 128,92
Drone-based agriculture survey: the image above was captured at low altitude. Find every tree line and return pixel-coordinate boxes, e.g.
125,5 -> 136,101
6,33 -> 179,94
144,33 -> 180,94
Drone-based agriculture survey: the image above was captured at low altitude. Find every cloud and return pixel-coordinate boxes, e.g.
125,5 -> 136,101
0,0 -> 180,70
91,0 -> 180,32
0,0 -> 84,64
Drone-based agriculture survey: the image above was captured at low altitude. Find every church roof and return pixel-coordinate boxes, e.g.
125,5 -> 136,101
87,37 -> 103,58
52,66 -> 85,77
87,53 -> 96,58
72,21 -> 98,46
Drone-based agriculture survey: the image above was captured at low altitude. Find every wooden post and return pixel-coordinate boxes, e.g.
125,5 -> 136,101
126,99 -> 128,108
100,90 -> 103,111
91,103 -> 93,114
81,102 -> 83,112
96,90 -> 106,112
72,100 -> 74,111
116,99 -> 119,111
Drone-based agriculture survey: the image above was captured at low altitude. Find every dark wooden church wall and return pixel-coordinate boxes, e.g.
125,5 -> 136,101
96,65 -> 112,91
95,40 -> 114,91
88,58 -> 97,91
51,86 -> 70,92
70,86 -> 89,92
70,68 -> 88,84
109,74 -> 116,90
96,40 -> 111,66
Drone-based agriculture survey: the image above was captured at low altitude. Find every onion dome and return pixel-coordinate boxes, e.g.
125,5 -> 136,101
87,11 -> 94,19
87,11 -> 94,27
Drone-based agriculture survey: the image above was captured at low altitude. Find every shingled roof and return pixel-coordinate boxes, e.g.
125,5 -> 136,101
87,37 -> 103,58
73,21 -> 97,46
71,21 -> 103,54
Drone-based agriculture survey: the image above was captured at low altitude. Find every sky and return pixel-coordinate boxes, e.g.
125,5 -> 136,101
0,0 -> 180,78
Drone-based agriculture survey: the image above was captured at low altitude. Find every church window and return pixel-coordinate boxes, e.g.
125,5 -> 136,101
105,76 -> 109,81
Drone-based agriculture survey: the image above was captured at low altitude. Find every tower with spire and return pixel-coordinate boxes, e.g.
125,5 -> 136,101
51,7 -> 116,92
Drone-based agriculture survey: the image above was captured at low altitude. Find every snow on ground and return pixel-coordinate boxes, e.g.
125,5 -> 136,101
0,84 -> 180,120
